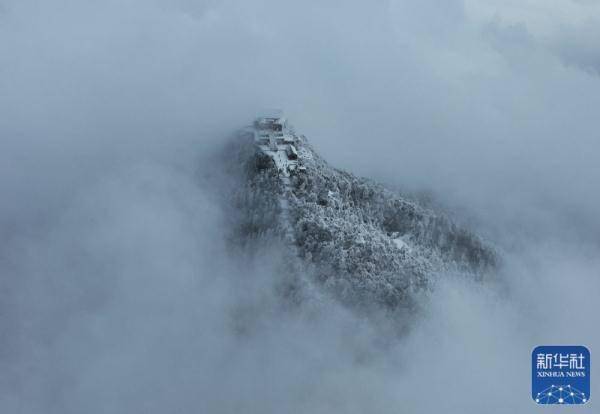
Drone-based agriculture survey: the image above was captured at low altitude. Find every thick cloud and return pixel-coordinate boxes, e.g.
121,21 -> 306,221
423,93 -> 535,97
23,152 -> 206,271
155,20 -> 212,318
1,1 -> 599,413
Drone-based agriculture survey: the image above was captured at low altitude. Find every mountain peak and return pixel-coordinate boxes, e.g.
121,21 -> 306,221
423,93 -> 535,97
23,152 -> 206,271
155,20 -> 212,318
225,117 -> 497,311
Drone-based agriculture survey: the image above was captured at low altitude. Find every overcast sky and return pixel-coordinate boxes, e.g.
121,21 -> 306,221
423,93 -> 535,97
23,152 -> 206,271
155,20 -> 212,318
1,1 -> 599,413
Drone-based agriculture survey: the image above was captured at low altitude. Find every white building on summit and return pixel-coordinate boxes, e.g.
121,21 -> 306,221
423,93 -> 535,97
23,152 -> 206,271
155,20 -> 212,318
254,116 -> 287,133
251,113 -> 302,176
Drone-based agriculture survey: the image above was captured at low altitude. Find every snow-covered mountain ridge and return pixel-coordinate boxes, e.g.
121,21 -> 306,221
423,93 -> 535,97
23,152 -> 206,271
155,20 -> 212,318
222,117 -> 498,311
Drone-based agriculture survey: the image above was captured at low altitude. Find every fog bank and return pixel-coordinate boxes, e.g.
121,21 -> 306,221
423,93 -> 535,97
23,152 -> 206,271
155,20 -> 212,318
1,1 -> 599,412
